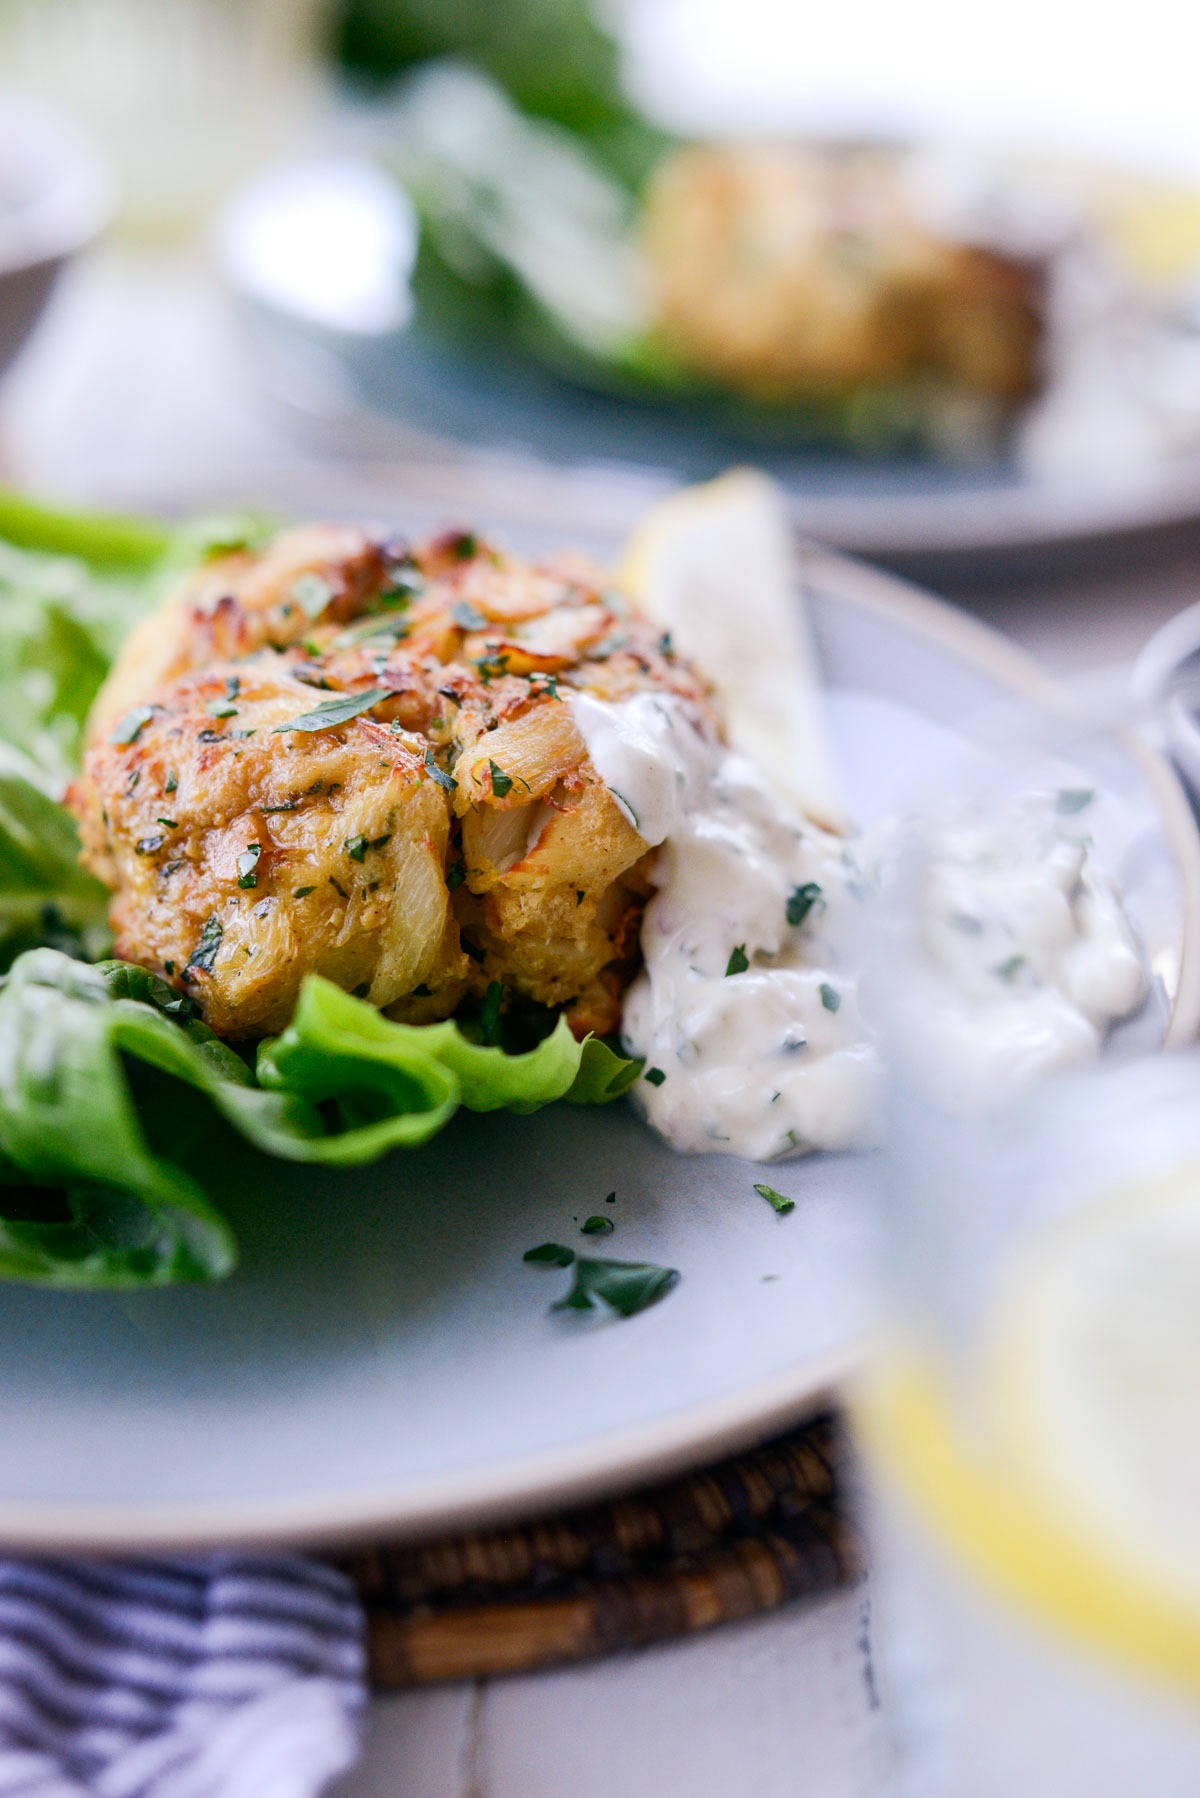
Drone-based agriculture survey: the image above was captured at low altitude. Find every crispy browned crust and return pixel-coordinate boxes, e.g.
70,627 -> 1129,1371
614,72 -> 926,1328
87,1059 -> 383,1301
70,526 -> 714,1040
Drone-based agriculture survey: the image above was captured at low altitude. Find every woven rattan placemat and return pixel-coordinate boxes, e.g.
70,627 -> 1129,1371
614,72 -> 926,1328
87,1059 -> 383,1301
340,1413 -> 860,1688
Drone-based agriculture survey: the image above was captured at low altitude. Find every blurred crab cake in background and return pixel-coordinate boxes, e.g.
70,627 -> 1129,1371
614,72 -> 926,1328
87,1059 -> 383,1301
69,526 -> 714,1041
640,142 -> 1045,416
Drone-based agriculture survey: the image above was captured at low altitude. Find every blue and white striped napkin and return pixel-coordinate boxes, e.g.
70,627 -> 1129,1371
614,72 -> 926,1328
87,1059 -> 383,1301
0,1556 -> 365,1797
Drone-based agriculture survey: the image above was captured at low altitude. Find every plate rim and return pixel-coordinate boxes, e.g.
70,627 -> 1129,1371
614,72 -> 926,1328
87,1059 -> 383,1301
4,545 -> 1197,1553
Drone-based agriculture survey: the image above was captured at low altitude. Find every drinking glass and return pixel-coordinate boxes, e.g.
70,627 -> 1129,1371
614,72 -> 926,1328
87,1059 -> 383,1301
850,746 -> 1200,1796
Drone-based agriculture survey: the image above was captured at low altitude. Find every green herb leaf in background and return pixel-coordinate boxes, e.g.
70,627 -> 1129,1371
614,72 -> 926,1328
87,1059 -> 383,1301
336,0 -> 669,187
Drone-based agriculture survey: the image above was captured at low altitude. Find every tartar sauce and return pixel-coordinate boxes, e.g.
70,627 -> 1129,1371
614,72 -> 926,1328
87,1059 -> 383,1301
571,692 -> 1148,1163
906,792 -> 1147,1109
571,691 -> 875,1160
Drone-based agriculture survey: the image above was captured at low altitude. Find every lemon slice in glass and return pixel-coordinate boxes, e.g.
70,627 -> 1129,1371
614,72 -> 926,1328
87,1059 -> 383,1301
861,1166 -> 1200,1693
988,1166 -> 1200,1619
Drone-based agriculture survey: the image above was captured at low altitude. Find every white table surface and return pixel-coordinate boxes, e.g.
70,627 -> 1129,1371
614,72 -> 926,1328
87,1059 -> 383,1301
5,246 -> 1198,1798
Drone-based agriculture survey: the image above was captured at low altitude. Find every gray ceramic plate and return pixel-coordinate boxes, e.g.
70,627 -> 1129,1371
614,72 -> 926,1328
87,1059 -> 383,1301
1,546 -> 1196,1553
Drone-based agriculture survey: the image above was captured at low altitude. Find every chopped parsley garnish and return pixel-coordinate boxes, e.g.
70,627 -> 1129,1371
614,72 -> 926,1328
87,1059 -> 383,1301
786,882 -> 824,928
552,1257 -> 680,1318
262,799 -> 300,814
531,673 -> 560,700
523,1242 -> 575,1267
329,876 -> 349,899
164,961 -> 175,976
479,980 -> 503,1045
449,531 -> 478,561
424,747 -> 457,791
995,954 -> 1026,982
293,885 -> 316,898
475,650 -> 510,683
489,760 -> 514,799
610,789 -> 640,829
291,572 -> 335,620
109,705 -> 154,745
197,730 -> 224,744
134,834 -> 165,856
187,915 -> 223,974
156,818 -> 178,830
1056,788 -> 1094,815
575,889 -> 585,906
331,615 -> 411,650
725,944 -> 750,976
273,688 -> 390,733
581,1215 -> 614,1236
224,675 -> 241,700
446,859 -> 465,891
452,600 -> 487,631
206,697 -> 238,719
164,769 -> 178,794
344,832 -> 391,862
605,1191 -> 616,1204
818,982 -> 841,1013
237,844 -> 262,888
378,578 -> 420,609
754,1182 -> 795,1216
645,1067 -> 666,1086
162,860 -> 183,877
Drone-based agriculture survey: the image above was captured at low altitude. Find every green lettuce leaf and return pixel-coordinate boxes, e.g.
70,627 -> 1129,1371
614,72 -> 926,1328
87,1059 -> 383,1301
0,493 -> 276,967
0,489 -> 172,568
258,975 -> 587,1122
0,951 -> 246,1286
0,491 -> 274,777
0,746 -> 111,972
0,490 -> 646,1288
0,952 -> 640,1286
565,1035 -> 643,1104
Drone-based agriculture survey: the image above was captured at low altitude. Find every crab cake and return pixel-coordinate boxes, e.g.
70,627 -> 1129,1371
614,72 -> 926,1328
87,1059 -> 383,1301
641,142 -> 1043,408
71,659 -> 464,1039
70,527 -> 714,1040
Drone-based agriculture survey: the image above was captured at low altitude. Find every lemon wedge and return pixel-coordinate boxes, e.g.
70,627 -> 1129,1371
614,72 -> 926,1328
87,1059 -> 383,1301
618,468 -> 847,832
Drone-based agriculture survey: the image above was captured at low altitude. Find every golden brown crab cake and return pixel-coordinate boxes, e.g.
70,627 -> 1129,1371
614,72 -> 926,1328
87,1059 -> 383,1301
447,695 -> 652,1035
85,525 -> 408,747
74,525 -> 716,1039
641,142 -> 1043,407
70,659 -> 465,1039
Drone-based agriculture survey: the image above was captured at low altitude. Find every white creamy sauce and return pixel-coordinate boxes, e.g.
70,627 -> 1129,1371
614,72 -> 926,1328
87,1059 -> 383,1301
906,796 -> 1147,1109
570,692 -> 1148,1162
